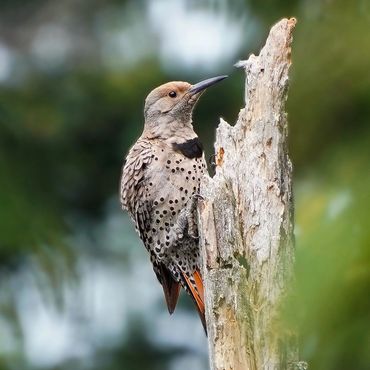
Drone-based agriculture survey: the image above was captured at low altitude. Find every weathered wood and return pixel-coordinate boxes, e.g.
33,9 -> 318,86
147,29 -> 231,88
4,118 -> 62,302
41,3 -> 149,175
198,18 -> 299,370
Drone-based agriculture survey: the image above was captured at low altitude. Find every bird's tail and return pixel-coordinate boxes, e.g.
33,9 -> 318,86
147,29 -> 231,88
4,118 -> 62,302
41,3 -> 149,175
158,263 -> 181,314
182,270 -> 207,333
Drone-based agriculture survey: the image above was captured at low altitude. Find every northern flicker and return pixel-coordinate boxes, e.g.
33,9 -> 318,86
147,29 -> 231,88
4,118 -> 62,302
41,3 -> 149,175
120,75 -> 227,330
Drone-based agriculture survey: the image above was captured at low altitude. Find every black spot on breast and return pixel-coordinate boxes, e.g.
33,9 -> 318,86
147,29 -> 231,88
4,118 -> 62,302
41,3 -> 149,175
172,137 -> 203,159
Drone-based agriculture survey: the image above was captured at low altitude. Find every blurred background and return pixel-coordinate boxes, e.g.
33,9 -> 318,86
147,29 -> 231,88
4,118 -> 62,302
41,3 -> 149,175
0,0 -> 369,369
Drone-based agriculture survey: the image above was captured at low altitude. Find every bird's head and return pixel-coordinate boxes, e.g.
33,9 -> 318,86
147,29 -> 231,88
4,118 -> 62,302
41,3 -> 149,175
143,75 -> 227,129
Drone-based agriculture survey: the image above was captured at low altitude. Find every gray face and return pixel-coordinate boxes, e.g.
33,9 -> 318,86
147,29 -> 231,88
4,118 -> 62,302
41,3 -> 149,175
144,81 -> 194,124
143,76 -> 228,125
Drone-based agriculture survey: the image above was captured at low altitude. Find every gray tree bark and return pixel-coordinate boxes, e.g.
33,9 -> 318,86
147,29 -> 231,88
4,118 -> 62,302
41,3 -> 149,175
198,18 -> 302,370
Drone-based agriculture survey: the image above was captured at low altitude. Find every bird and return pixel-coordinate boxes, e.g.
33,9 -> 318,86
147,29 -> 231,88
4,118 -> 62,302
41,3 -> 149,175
120,75 -> 227,331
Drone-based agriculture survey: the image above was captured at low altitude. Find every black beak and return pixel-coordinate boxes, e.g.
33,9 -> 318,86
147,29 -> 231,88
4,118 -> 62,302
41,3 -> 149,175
188,75 -> 228,95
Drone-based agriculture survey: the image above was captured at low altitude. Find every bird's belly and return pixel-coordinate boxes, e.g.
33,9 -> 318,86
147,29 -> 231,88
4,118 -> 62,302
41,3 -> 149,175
144,152 -> 206,259
149,154 -> 206,214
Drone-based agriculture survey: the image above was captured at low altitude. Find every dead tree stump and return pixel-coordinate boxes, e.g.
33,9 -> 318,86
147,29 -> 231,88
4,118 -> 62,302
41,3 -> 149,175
199,18 -> 300,370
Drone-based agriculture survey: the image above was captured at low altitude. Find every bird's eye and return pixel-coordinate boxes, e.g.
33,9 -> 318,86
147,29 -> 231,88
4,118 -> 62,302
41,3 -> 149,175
168,91 -> 177,98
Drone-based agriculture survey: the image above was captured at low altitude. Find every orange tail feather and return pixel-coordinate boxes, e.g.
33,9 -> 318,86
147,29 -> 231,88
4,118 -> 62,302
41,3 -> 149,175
183,270 -> 207,333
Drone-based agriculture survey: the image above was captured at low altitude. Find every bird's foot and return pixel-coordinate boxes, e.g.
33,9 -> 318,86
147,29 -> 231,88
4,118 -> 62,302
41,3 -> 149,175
186,194 -> 203,239
164,209 -> 188,252
164,194 -> 203,250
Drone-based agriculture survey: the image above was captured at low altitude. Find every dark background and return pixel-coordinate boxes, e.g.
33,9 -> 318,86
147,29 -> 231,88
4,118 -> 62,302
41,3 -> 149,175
0,0 -> 369,369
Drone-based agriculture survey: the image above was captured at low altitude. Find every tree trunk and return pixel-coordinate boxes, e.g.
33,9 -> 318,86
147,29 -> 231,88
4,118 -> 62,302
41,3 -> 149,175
198,18 -> 300,370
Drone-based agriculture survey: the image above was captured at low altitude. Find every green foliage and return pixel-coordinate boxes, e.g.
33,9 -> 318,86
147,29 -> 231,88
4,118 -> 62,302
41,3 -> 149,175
286,129 -> 370,370
0,0 -> 369,369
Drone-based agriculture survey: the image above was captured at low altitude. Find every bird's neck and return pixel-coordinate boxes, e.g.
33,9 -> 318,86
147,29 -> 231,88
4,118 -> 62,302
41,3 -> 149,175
143,117 -> 197,143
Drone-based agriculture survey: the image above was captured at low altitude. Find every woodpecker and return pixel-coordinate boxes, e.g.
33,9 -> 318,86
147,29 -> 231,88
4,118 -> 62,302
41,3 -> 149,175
120,75 -> 227,330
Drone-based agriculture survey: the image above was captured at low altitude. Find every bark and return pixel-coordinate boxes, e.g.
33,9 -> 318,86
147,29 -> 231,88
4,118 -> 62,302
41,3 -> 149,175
198,18 -> 302,370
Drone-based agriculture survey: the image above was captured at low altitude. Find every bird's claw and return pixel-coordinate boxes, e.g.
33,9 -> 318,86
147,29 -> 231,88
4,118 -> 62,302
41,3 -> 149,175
193,193 -> 205,202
